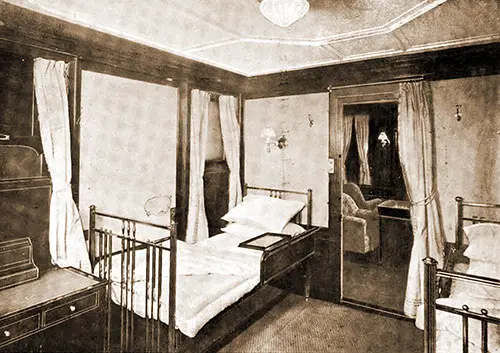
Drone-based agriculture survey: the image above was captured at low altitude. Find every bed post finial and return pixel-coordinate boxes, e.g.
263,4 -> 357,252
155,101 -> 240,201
306,189 -> 313,229
89,205 -> 96,268
423,257 -> 437,353
455,196 -> 464,247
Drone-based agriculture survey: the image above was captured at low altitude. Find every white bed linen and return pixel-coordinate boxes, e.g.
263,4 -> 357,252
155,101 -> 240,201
416,262 -> 500,353
99,230 -> 264,338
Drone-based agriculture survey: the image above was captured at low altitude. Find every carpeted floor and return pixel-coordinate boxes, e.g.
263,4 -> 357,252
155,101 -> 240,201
343,259 -> 409,313
217,293 -> 423,353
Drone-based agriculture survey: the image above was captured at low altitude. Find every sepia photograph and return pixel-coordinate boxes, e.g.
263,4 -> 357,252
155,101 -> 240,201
0,0 -> 498,352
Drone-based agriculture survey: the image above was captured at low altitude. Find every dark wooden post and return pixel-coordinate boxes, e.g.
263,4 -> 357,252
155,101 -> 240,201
424,257 -> 437,353
175,81 -> 190,241
455,196 -> 464,246
238,94 -> 245,191
67,57 -> 82,206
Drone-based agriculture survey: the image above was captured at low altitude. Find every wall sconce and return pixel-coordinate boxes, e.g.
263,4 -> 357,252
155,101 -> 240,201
377,131 -> 390,147
307,114 -> 314,127
455,104 -> 463,121
260,126 -> 288,153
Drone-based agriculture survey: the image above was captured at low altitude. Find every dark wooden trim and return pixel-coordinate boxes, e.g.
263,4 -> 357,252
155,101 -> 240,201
81,60 -> 179,88
238,93 -> 245,189
328,89 -> 342,303
67,57 -> 81,206
243,43 -> 500,99
175,82 -> 190,241
0,36 -> 76,62
204,160 -> 229,174
331,83 -> 401,308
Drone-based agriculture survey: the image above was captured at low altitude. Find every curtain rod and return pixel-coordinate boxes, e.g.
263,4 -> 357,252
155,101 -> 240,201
327,75 -> 427,91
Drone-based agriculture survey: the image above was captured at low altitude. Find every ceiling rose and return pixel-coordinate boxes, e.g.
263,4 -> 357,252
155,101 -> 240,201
259,0 -> 310,28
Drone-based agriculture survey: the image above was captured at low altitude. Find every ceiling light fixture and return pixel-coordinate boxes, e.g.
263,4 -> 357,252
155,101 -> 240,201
259,0 -> 310,28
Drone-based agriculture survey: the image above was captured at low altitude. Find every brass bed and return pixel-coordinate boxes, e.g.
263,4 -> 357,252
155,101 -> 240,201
89,185 -> 319,353
423,197 -> 500,353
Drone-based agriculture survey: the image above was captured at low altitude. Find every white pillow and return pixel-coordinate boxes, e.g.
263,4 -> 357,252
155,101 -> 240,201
221,223 -> 266,240
452,260 -> 500,301
281,222 -> 306,237
463,223 -> 500,263
222,195 -> 305,233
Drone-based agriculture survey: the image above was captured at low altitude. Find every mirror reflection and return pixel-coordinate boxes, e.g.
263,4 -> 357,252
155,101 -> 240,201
342,102 -> 412,314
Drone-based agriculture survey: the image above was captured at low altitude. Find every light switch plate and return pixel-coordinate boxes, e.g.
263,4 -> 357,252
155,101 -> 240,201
328,158 -> 334,174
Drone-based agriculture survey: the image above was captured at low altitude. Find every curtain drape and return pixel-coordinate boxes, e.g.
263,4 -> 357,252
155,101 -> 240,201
186,90 -> 211,243
33,58 -> 90,272
219,95 -> 242,209
354,114 -> 371,185
343,115 -> 354,182
398,81 -> 445,318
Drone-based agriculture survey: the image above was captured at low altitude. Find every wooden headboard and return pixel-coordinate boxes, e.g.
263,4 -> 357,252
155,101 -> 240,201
0,145 -> 51,270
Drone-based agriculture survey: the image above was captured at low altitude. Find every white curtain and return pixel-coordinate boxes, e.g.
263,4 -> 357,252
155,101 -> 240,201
343,115 -> 354,182
33,58 -> 90,272
354,114 -> 371,185
398,81 -> 445,318
186,90 -> 211,243
219,95 -> 242,209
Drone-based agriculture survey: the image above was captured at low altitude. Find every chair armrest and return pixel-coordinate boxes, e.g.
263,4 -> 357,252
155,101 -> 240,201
355,209 -> 378,220
366,198 -> 383,210
343,215 -> 366,227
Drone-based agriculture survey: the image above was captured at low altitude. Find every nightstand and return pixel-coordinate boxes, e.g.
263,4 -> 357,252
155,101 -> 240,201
377,200 -> 412,266
0,266 -> 108,352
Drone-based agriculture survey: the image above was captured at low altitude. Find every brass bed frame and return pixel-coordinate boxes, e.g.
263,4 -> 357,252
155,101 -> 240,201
423,196 -> 500,353
89,185 -> 318,353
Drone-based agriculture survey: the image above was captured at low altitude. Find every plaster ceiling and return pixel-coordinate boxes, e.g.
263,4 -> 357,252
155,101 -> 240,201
3,0 -> 499,76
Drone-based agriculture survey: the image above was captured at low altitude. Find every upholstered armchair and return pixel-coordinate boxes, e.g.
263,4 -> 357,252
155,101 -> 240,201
342,193 -> 380,257
343,182 -> 383,211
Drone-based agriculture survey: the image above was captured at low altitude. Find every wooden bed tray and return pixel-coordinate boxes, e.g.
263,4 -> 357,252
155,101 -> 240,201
88,185 -> 318,353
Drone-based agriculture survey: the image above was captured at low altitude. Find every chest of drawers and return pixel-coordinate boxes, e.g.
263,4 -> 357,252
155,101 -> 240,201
0,266 -> 108,351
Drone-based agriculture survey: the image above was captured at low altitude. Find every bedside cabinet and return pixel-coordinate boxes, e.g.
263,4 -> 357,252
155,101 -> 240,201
0,266 -> 108,352
377,200 -> 412,266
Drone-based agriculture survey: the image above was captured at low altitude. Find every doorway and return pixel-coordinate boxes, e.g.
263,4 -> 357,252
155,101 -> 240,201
329,83 -> 412,317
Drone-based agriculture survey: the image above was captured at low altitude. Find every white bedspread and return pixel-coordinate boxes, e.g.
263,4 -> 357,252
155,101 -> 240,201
100,231 -> 263,338
416,263 -> 500,353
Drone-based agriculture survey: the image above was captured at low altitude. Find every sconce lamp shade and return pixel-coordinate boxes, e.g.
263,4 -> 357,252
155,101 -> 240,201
260,126 -> 277,140
260,0 -> 310,28
377,132 -> 390,147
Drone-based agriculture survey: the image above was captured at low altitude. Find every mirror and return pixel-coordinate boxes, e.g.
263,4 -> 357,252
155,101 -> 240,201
329,83 -> 413,317
341,102 -> 411,315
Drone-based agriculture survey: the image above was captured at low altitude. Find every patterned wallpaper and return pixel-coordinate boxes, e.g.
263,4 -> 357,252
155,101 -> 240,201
79,71 -> 177,238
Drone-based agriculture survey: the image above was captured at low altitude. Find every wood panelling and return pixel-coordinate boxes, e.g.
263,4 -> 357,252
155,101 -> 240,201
243,43 -> 500,99
175,82 -> 190,241
67,58 -> 81,206
203,161 -> 229,237
0,178 -> 51,271
0,2 -> 246,93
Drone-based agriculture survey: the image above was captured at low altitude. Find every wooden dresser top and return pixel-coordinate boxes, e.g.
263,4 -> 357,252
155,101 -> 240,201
0,267 -> 104,317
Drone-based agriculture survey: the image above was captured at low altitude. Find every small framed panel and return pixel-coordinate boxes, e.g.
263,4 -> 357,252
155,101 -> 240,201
238,233 -> 291,252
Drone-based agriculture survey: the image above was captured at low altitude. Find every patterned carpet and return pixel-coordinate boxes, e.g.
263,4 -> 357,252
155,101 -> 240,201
217,293 -> 423,353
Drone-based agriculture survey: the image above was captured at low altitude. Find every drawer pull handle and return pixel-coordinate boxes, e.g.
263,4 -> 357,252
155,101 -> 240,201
3,330 -> 10,337
69,305 -> 76,312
